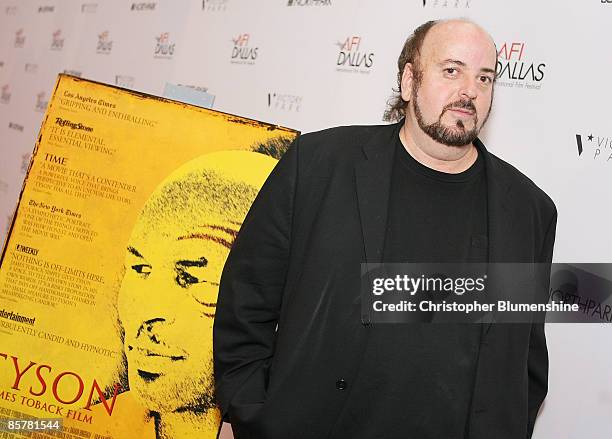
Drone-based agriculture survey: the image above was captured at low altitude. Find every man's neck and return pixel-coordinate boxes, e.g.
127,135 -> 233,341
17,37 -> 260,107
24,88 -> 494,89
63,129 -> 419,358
400,116 -> 478,174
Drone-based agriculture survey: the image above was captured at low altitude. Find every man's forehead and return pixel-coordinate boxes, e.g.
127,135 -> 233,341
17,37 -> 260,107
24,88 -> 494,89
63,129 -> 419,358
129,218 -> 240,246
421,20 -> 496,68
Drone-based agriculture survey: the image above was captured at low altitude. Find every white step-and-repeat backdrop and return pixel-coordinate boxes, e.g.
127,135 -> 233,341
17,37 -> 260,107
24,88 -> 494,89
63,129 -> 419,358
0,1 -> 610,438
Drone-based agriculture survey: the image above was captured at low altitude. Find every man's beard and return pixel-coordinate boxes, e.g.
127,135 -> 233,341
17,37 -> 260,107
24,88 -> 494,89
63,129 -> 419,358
412,79 -> 490,147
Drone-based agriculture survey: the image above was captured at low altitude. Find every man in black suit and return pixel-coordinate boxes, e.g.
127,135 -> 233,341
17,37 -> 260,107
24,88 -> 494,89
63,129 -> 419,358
214,18 -> 557,439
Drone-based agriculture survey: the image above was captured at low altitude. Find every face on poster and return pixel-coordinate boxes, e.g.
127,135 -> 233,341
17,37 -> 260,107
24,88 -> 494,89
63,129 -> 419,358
0,75 -> 297,438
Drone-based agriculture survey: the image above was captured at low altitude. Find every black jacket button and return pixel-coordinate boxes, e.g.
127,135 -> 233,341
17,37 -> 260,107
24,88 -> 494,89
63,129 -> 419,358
335,379 -> 347,390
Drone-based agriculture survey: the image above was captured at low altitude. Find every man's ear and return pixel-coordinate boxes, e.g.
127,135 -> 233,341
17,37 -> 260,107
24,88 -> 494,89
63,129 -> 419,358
400,62 -> 415,102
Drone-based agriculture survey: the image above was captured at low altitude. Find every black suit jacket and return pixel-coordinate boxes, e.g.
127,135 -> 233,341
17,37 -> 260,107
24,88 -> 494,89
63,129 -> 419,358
214,121 -> 557,439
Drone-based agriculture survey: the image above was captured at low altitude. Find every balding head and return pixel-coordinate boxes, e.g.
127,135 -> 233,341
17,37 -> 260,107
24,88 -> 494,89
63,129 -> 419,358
385,18 -> 496,123
420,19 -> 497,78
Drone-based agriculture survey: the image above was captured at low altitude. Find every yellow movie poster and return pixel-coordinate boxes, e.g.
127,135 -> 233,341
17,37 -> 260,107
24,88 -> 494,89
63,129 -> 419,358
0,75 -> 298,439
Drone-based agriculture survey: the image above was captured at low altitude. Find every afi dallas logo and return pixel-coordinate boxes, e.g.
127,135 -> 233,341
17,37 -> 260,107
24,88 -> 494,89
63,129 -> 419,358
14,29 -> 25,48
202,0 -> 229,11
96,31 -> 113,54
335,36 -> 374,73
81,3 -> 98,13
268,92 -> 302,112
231,34 -> 258,65
423,0 -> 472,7
131,2 -> 156,10
0,85 -> 10,104
35,92 -> 48,112
287,0 -> 332,6
38,5 -> 54,13
575,133 -> 612,163
495,42 -> 546,90
50,29 -> 64,51
154,32 -> 175,59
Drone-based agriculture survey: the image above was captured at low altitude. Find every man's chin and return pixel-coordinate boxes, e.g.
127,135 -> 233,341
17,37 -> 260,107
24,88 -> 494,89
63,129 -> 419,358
129,371 -> 181,411
426,130 -> 477,148
131,384 -> 182,413
130,374 -> 215,414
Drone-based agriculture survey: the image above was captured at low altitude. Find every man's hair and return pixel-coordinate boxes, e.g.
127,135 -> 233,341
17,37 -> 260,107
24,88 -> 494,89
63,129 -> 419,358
384,20 -> 439,122
249,135 -> 294,160
135,151 -> 275,241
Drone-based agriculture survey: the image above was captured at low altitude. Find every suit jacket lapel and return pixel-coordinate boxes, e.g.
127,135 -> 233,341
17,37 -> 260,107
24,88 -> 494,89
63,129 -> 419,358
354,122 -> 400,266
354,122 -> 400,324
476,138 -> 518,333
477,138 -> 515,265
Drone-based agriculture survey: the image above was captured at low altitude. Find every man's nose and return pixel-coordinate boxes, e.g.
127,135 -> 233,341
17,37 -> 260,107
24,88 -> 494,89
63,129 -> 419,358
121,278 -> 176,338
459,77 -> 478,101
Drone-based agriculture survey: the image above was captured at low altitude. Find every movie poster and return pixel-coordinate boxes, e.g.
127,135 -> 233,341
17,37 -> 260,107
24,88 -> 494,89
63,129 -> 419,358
0,75 -> 298,438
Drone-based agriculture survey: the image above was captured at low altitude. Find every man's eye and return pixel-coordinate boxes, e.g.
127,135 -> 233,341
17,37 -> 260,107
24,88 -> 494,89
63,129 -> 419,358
131,264 -> 152,276
480,75 -> 492,84
175,268 -> 201,288
444,68 -> 457,75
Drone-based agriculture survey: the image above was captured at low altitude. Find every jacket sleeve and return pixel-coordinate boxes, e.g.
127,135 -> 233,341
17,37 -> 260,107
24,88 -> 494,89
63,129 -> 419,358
527,205 -> 557,438
213,137 -> 298,420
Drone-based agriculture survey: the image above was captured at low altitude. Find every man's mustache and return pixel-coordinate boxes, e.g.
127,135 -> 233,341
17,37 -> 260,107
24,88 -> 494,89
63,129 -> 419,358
444,100 -> 476,114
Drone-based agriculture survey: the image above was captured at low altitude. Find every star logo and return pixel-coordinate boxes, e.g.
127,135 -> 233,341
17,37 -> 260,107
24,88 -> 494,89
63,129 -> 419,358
588,134 -> 594,141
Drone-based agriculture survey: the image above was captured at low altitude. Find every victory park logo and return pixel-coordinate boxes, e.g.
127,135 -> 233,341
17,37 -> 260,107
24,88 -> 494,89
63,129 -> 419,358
96,31 -> 113,54
81,3 -> 98,13
202,0 -> 229,11
575,132 -> 612,163
38,5 -> 55,13
422,0 -> 472,7
131,2 -> 156,10
154,32 -> 175,59
5,6 -> 17,14
335,36 -> 375,73
287,0 -> 331,6
35,92 -> 48,112
115,75 -> 135,88
14,29 -> 25,48
0,85 -> 10,104
268,92 -> 302,112
495,41 -> 546,90
50,29 -> 64,51
230,34 -> 258,65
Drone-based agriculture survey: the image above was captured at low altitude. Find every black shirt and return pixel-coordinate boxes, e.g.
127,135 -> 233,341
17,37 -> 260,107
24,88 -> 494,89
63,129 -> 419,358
335,137 -> 488,439
384,134 -> 487,263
